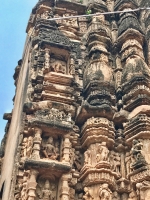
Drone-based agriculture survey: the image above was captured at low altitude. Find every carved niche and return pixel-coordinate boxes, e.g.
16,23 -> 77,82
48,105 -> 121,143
41,136 -> 60,161
36,178 -> 57,200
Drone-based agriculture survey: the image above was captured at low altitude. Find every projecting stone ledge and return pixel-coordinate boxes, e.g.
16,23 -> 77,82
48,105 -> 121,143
24,159 -> 71,176
28,117 -> 73,134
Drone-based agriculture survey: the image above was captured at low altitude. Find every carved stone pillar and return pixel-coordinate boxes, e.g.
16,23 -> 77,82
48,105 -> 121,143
60,174 -> 70,200
31,127 -> 42,160
62,135 -> 71,163
27,169 -> 39,200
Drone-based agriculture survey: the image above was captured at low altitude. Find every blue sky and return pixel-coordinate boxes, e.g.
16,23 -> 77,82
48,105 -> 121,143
0,0 -> 38,142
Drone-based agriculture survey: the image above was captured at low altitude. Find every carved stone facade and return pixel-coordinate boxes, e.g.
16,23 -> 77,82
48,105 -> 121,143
0,0 -> 150,200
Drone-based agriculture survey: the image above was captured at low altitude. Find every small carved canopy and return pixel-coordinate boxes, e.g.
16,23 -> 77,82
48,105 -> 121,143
114,0 -> 138,11
121,55 -> 150,84
118,13 -> 143,37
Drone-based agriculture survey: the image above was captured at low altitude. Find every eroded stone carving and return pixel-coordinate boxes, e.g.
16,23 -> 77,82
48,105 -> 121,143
131,139 -> 147,169
98,184 -> 112,200
41,137 -> 59,160
36,179 -> 56,200
21,136 -> 33,159
83,187 -> 94,200
96,142 -> 109,163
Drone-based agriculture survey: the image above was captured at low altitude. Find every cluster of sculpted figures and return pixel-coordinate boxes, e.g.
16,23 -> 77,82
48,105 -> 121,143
83,184 -> 112,200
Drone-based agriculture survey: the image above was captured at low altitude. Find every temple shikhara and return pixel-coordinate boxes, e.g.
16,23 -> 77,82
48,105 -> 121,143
0,0 -> 150,199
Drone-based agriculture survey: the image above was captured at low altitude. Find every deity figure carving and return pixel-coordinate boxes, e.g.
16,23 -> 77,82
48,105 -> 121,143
96,142 -> 109,163
99,184 -> 112,200
41,137 -> 58,160
131,139 -> 147,168
36,179 -> 56,200
84,149 -> 91,165
69,57 -> 75,75
83,187 -> 94,200
44,49 -> 50,71
50,60 -> 66,74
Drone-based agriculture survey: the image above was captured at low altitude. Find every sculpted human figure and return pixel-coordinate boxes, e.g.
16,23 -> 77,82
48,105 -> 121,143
131,139 -> 145,163
83,187 -> 94,200
84,149 -> 91,165
99,184 -> 112,200
96,142 -> 109,163
74,151 -> 82,171
125,152 -> 132,176
42,137 -> 57,160
20,174 -> 28,200
26,136 -> 33,157
21,137 -> 28,158
41,180 -> 52,200
26,83 -> 34,102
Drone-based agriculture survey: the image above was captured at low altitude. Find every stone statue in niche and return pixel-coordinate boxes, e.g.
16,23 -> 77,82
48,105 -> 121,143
83,187 -> 94,200
36,179 -> 56,200
96,142 -> 109,163
84,149 -> 91,165
98,184 -> 112,200
41,137 -> 59,160
50,59 -> 66,74
131,139 -> 147,169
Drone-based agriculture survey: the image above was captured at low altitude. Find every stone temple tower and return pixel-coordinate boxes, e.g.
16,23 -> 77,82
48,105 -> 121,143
0,0 -> 150,199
